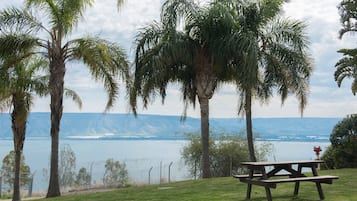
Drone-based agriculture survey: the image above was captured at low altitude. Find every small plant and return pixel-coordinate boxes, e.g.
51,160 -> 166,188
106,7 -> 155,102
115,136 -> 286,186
103,159 -> 128,187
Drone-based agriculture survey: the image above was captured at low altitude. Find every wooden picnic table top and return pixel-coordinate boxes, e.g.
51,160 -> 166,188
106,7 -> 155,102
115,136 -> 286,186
240,160 -> 324,167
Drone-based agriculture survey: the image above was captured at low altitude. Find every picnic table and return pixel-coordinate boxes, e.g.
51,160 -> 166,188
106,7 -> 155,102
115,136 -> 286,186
233,160 -> 338,201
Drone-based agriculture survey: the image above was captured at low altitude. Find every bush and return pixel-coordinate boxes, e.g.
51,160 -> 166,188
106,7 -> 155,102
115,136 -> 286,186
0,150 -> 31,191
182,133 -> 272,178
321,114 -> 357,168
103,159 -> 128,187
75,167 -> 91,187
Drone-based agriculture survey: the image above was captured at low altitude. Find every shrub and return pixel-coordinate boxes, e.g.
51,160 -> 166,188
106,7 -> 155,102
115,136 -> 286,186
182,133 -> 272,178
321,114 -> 357,168
103,159 -> 128,187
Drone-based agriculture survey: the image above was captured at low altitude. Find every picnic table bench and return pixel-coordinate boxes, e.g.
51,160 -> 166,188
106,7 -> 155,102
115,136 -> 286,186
233,160 -> 338,201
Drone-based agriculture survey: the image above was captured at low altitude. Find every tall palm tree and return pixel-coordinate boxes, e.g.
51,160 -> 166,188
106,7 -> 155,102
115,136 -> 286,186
233,0 -> 312,161
0,0 -> 130,197
131,0 -> 239,178
0,33 -> 82,201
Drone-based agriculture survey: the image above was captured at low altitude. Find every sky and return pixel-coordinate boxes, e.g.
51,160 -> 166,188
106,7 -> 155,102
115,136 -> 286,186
0,0 -> 355,118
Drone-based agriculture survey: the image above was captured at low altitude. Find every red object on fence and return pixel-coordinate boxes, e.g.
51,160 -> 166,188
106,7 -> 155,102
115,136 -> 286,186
313,146 -> 322,160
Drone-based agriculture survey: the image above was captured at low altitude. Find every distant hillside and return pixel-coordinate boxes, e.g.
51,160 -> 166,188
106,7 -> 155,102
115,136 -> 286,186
0,113 -> 341,142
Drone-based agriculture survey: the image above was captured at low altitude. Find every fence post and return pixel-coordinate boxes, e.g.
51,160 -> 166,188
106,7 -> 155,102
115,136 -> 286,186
159,161 -> 162,184
28,176 -> 33,197
148,166 -> 153,184
230,156 -> 233,176
194,160 -> 197,180
0,176 -> 2,198
168,162 -> 173,183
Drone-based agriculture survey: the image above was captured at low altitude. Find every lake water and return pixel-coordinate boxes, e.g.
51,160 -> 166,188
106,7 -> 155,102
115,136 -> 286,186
0,139 -> 330,193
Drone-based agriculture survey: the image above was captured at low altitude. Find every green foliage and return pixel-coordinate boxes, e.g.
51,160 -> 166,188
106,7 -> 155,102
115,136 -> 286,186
0,150 -> 31,191
75,167 -> 91,187
182,133 -> 272,177
59,144 -> 76,188
322,114 -> 357,168
103,159 -> 128,187
338,0 -> 357,38
335,0 -> 357,94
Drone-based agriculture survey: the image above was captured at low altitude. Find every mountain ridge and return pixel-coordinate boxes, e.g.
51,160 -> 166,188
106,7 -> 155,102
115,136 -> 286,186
0,112 -> 342,142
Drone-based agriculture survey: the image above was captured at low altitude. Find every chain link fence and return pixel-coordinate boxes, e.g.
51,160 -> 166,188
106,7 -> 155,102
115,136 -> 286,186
0,158 -> 192,199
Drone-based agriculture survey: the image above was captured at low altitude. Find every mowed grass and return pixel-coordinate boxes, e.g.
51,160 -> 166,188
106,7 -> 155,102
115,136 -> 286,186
33,169 -> 357,201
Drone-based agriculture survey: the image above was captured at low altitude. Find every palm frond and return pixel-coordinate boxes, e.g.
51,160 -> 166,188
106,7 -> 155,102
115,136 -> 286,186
0,34 -> 40,67
133,21 -> 197,114
337,0 -> 357,38
26,0 -> 94,36
68,36 -> 129,111
117,0 -> 125,11
161,0 -> 198,30
335,48 -> 357,91
0,6 -> 46,34
265,17 -> 310,52
64,88 -> 82,109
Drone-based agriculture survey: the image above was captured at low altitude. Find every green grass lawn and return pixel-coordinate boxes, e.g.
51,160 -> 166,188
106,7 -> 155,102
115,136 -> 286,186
33,169 -> 357,201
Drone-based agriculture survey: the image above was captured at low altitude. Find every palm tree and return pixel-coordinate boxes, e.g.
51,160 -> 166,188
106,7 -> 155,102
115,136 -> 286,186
0,32 -> 82,201
335,0 -> 357,94
0,0 -> 130,197
130,0 -> 239,178
0,45 -> 47,201
233,0 -> 312,161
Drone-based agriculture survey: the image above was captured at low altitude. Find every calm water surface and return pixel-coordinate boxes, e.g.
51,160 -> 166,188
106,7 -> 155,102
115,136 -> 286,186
0,139 -> 330,192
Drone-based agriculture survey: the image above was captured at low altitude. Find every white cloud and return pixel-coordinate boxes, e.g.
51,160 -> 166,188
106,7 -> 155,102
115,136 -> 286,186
1,0 -> 356,118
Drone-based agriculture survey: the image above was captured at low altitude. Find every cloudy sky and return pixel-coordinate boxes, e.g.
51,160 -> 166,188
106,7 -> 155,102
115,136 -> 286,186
1,0 -> 355,118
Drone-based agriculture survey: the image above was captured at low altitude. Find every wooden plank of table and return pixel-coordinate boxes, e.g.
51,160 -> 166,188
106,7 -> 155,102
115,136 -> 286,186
241,160 -> 324,167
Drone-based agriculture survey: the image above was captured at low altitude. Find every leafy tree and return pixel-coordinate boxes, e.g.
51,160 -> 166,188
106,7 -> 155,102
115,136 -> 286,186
131,0 -> 241,178
59,144 -> 76,188
0,0 -> 130,197
232,0 -> 312,161
182,133 -> 272,177
103,159 -> 128,187
321,114 -> 357,168
335,0 -> 357,94
75,167 -> 91,187
0,151 -> 31,193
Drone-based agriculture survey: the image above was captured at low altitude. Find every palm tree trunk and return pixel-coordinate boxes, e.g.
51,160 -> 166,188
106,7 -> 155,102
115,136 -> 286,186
13,150 -> 22,201
199,97 -> 211,178
245,90 -> 257,162
47,56 -> 65,197
11,95 -> 27,201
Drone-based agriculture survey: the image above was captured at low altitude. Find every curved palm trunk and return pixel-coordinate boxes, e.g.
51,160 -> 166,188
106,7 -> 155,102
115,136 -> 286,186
199,97 -> 211,178
11,95 -> 28,201
245,90 -> 257,162
47,52 -> 65,197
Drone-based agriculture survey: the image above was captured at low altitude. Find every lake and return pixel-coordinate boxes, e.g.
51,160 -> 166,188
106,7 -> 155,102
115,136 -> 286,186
0,139 -> 330,193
